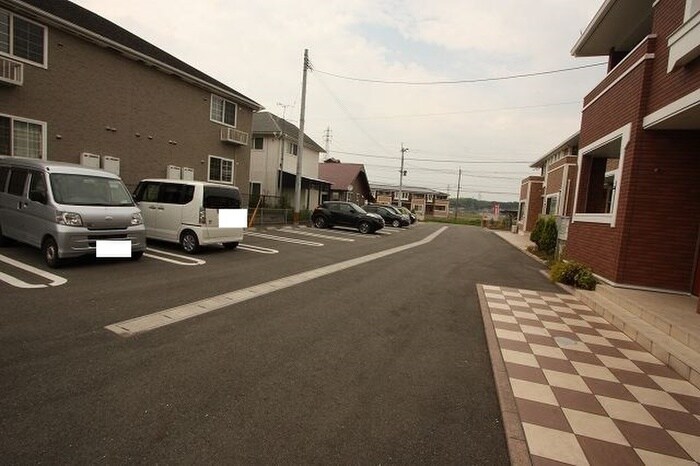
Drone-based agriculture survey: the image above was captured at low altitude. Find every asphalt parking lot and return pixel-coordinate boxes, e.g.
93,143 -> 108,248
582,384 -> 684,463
0,222 -> 560,463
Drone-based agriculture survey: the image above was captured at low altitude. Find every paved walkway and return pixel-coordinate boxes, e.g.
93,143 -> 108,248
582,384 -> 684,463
478,284 -> 700,466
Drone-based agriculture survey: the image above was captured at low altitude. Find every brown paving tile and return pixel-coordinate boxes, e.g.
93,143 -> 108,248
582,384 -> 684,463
536,356 -> 578,375
613,420 -> 691,460
584,377 -> 637,401
561,349 -> 601,365
609,369 -> 662,390
573,308 -> 598,317
493,321 -> 523,332
587,321 -> 619,332
515,398 -> 572,432
520,318 -> 545,328
586,343 -> 626,358
634,361 -> 685,379
506,362 -> 548,385
499,338 -> 533,353
538,314 -> 565,323
646,406 -> 700,436
610,339 -> 644,351
577,436 -> 644,466
490,308 -> 514,316
552,386 -> 608,416
524,333 -> 558,347
530,455 -> 574,466
674,393 -> 700,415
548,330 -> 581,341
570,326 -> 600,336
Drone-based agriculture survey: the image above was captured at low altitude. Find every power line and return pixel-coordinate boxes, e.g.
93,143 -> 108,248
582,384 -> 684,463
332,149 -> 532,164
313,62 -> 606,86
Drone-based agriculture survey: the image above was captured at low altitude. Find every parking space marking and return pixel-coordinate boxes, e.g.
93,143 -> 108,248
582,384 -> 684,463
244,232 -> 324,247
276,228 -> 355,242
144,248 -> 206,266
105,226 -> 448,336
237,244 -> 279,254
0,253 -> 67,289
303,227 -> 379,238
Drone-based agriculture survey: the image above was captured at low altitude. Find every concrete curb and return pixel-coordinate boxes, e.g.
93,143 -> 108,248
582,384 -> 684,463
476,284 -> 532,466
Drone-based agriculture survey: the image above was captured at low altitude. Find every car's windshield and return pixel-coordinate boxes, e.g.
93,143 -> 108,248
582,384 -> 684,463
349,203 -> 366,213
50,174 -> 134,206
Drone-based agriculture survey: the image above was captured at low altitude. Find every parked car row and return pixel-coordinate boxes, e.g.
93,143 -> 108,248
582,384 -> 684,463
0,157 -> 244,267
310,201 -> 416,233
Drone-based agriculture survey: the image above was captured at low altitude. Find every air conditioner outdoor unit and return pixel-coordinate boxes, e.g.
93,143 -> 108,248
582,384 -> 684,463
102,156 -> 120,175
80,152 -> 100,168
220,127 -> 249,145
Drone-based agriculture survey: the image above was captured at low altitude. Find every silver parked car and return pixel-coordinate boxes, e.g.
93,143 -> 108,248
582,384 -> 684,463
0,156 -> 146,267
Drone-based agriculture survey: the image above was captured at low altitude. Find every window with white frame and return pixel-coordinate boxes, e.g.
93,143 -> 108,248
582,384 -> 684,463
573,125 -> 628,226
0,10 -> 46,66
401,191 -> 409,201
287,142 -> 298,155
545,194 -> 559,216
426,194 -> 434,202
208,155 -> 234,184
210,94 -> 236,127
252,137 -> 264,150
0,114 -> 45,159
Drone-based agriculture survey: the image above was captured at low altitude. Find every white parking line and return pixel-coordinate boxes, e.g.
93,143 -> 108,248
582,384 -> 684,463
245,232 -> 324,247
276,228 -> 355,242
144,248 -> 206,266
0,253 -> 67,289
105,226 -> 448,336
237,244 -> 279,254
303,227 -> 379,238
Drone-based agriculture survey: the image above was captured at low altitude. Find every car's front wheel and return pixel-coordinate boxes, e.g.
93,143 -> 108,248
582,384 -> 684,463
42,237 -> 62,268
358,221 -> 372,234
131,251 -> 144,261
392,219 -> 400,228
180,230 -> 200,254
313,216 -> 327,229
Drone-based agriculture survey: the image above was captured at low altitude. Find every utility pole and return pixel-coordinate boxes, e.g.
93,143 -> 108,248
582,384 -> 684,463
398,143 -> 408,208
276,102 -> 293,199
454,167 -> 462,220
323,126 -> 332,160
294,49 -> 309,224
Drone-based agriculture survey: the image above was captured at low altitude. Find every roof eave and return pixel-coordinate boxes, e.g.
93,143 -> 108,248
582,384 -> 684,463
530,131 -> 580,168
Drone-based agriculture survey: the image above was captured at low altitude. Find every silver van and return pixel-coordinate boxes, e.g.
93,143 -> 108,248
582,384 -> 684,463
0,156 -> 146,267
133,179 -> 244,253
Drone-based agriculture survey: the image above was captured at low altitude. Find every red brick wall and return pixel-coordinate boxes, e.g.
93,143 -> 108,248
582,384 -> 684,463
647,0 -> 700,115
616,130 -> 700,291
525,181 -> 544,232
563,166 -> 578,217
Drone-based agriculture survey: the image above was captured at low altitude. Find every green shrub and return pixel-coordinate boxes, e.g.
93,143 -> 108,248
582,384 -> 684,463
530,217 -> 545,244
539,216 -> 558,254
550,261 -> 597,290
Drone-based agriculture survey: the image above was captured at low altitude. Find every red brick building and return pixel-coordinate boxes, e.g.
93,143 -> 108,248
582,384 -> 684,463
518,176 -> 544,233
567,0 -> 700,298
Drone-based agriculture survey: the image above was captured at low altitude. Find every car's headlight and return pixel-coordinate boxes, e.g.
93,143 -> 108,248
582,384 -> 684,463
131,212 -> 143,225
56,211 -> 83,226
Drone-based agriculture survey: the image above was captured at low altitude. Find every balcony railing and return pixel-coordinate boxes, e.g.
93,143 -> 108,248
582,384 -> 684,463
583,35 -> 656,109
0,56 -> 23,86
220,127 -> 249,145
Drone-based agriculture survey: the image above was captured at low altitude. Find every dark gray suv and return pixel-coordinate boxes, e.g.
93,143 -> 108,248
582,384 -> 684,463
311,201 -> 385,234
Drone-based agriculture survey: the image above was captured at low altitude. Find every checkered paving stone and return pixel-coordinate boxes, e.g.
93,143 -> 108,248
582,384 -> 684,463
481,285 -> 700,466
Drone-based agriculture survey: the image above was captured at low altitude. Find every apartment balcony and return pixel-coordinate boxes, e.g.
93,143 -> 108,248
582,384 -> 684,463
668,10 -> 700,72
220,127 -> 249,145
0,56 -> 23,86
583,35 -> 656,110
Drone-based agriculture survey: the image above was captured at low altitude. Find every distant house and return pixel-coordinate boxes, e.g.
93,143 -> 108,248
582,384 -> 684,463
0,0 -> 261,195
249,112 -> 330,210
370,184 -> 450,219
318,161 -> 373,205
518,133 -> 579,234
567,0 -> 700,297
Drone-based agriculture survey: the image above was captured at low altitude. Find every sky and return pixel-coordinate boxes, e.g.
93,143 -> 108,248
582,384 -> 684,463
72,0 -> 606,202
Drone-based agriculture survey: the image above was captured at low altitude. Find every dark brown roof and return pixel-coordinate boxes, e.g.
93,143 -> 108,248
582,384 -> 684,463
318,163 -> 367,191
13,0 -> 261,109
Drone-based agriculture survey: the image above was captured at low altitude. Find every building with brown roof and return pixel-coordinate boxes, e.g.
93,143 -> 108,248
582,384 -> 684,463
318,161 -> 373,205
